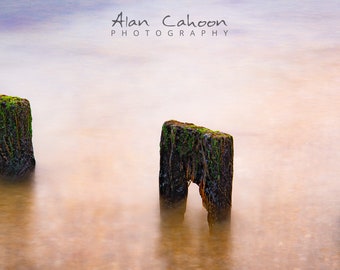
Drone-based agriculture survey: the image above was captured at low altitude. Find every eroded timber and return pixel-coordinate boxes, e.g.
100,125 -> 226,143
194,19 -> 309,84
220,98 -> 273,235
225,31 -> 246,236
159,120 -> 233,223
0,95 -> 35,178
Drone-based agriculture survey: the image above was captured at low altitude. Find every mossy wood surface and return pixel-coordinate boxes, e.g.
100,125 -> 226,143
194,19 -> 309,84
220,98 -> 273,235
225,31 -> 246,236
0,95 -> 35,178
159,120 -> 233,222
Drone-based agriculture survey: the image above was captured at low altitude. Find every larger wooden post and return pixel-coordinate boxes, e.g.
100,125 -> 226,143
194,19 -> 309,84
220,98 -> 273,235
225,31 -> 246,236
159,120 -> 233,223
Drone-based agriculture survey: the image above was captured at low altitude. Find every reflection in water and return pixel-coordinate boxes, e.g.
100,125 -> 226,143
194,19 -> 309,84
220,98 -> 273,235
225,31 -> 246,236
160,199 -> 187,224
158,201 -> 193,269
158,200 -> 232,270
160,191 -> 231,228
0,176 -> 35,269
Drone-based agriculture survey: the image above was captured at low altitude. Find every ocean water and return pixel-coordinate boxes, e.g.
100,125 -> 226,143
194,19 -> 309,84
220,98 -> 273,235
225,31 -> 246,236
0,0 -> 339,269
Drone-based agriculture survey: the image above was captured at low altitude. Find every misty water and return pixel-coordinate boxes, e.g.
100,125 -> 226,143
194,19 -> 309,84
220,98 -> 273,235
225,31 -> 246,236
0,0 -> 339,269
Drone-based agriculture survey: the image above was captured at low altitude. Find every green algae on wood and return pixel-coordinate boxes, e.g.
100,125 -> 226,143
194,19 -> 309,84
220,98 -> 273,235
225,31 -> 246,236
0,95 -> 35,178
159,120 -> 233,223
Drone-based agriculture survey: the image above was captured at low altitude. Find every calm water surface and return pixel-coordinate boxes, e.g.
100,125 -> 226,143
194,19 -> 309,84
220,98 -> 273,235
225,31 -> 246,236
0,0 -> 339,269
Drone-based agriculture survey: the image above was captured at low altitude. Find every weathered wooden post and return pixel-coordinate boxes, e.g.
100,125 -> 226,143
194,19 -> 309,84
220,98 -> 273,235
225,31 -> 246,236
0,95 -> 35,178
159,120 -> 233,223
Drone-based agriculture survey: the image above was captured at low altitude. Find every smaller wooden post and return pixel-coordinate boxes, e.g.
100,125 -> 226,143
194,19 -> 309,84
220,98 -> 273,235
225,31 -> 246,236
159,120 -> 233,223
0,95 -> 35,178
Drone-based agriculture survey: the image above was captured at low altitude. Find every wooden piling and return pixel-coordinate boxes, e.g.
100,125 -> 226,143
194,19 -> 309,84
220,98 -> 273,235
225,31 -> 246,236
0,95 -> 35,178
159,120 -> 233,223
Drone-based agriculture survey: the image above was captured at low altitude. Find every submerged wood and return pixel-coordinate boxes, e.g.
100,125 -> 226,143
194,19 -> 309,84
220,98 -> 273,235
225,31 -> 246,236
0,95 -> 35,178
159,120 -> 233,223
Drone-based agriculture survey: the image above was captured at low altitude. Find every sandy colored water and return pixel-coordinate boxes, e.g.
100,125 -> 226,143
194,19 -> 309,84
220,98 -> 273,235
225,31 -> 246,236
0,0 -> 339,269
